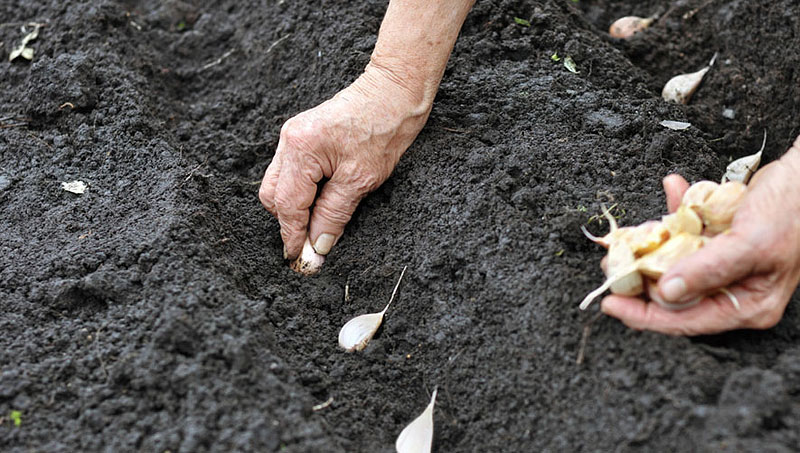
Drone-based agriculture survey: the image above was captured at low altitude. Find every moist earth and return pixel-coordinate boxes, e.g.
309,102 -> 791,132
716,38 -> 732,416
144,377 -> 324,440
1,0 -> 799,451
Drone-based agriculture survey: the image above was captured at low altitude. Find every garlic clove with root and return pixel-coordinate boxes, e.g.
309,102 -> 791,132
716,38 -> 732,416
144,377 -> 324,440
699,181 -> 746,234
609,16 -> 654,39
338,266 -> 407,352
723,130 -> 767,184
396,388 -> 437,453
290,237 -> 325,275
606,242 -> 643,296
662,53 -> 718,104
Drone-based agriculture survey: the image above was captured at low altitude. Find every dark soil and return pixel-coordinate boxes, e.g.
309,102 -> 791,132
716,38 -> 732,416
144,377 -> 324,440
2,0 -> 799,451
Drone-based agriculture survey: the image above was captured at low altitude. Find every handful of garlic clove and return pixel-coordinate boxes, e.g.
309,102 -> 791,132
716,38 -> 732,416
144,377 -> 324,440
580,180 -> 747,311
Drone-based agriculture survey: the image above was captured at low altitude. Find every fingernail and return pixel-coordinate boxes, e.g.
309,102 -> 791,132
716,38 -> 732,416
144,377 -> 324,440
313,233 -> 335,255
283,245 -> 289,260
660,277 -> 688,302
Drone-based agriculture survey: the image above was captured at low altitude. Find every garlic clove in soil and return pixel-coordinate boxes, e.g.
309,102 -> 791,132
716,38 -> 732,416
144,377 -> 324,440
396,388 -> 437,453
662,53 -> 718,104
723,130 -> 767,184
289,237 -> 325,275
609,16 -> 654,39
699,181 -> 746,235
338,266 -> 407,352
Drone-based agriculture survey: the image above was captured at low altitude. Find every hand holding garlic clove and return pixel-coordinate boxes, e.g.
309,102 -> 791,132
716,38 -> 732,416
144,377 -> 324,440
600,137 -> 800,335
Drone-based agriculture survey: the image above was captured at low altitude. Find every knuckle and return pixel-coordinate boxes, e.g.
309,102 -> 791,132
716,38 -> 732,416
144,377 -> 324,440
280,117 -> 317,150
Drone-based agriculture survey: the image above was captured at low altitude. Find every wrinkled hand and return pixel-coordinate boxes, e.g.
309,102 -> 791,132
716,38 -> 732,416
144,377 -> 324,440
602,136 -> 800,335
259,66 -> 431,259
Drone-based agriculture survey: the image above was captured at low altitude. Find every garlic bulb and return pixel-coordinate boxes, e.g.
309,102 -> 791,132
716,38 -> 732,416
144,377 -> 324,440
338,266 -> 407,352
723,130 -> 766,184
662,53 -> 718,104
289,237 -> 325,275
396,389 -> 437,453
699,181 -> 746,234
609,16 -> 654,39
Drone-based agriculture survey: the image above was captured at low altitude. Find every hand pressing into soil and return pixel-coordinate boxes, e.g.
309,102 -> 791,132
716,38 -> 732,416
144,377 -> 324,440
259,0 -> 475,261
259,67 -> 431,259
602,135 -> 800,335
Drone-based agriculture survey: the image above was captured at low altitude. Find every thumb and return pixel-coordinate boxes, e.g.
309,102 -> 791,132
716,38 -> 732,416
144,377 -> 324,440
663,174 -> 689,213
657,232 -> 756,304
308,174 -> 371,255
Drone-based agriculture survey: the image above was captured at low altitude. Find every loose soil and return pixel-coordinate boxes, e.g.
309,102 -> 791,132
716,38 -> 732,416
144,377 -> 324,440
2,0 -> 799,451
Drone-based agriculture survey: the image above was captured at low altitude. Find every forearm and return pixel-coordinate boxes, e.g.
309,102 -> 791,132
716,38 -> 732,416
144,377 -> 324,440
367,0 -> 475,109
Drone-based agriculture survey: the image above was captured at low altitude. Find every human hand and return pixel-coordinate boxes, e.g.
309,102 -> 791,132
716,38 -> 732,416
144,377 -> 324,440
601,136 -> 800,335
259,65 -> 432,259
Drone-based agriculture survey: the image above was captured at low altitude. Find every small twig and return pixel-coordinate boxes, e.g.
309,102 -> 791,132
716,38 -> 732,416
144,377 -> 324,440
27,132 -> 53,150
201,48 -> 235,71
266,34 -> 292,54
683,0 -> 716,20
576,311 -> 604,365
312,396 -> 334,412
183,157 -> 209,182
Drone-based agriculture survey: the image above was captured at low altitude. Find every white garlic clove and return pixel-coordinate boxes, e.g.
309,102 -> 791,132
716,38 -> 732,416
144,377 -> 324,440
606,242 -> 643,296
338,266 -> 407,352
609,16 -> 654,39
290,237 -> 325,275
681,180 -> 719,211
636,232 -> 704,279
338,311 -> 386,352
723,130 -> 766,184
662,53 -> 718,104
396,388 -> 437,453
662,205 -> 703,237
699,181 -> 747,235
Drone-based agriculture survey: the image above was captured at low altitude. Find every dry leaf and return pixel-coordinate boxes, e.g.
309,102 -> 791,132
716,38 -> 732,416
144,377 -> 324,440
660,120 -> 692,130
61,180 -> 87,194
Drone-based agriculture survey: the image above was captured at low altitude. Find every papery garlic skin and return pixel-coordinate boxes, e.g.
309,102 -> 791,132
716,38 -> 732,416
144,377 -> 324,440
290,237 -> 325,275
609,16 -> 654,39
396,389 -> 437,453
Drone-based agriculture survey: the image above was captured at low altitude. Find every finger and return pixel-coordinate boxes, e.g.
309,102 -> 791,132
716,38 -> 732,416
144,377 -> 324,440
308,171 -> 374,255
258,145 -> 284,216
601,294 -> 741,335
657,231 -> 756,305
274,156 -> 324,259
663,174 -> 690,213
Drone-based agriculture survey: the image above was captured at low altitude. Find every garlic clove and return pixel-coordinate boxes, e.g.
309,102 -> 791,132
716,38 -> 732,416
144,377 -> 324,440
338,266 -> 407,352
622,220 -> 670,255
662,205 -> 703,237
609,16 -> 654,39
396,388 -> 437,453
723,130 -> 766,184
646,278 -> 702,310
681,180 -> 719,211
662,53 -> 717,104
289,237 -> 325,275
636,232 -> 704,279
699,181 -> 746,235
338,311 -> 386,352
606,242 -> 643,296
